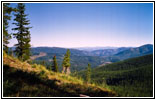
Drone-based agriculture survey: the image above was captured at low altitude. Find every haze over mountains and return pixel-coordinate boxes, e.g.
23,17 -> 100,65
24,44 -> 153,71
114,44 -> 153,60
31,44 -> 152,56
74,47 -> 119,51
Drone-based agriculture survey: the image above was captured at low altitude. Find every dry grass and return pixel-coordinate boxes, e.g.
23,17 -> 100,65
3,51 -> 116,97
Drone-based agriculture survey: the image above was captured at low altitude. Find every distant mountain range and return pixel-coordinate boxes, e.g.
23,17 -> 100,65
31,44 -> 153,57
86,47 -> 131,56
73,47 -> 119,51
10,44 -> 153,71
31,47 -> 86,56
114,44 -> 153,60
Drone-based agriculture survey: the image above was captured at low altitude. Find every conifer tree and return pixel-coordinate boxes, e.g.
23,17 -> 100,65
52,55 -> 59,72
86,63 -> 91,83
3,3 -> 14,53
12,3 -> 32,61
62,49 -> 71,74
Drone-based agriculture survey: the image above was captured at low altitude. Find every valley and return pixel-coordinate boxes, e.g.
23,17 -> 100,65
29,44 -> 153,72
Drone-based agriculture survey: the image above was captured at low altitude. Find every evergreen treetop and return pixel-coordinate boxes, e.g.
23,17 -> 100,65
52,55 -> 59,72
62,49 -> 71,68
3,3 -> 15,53
86,63 -> 91,83
12,3 -> 32,61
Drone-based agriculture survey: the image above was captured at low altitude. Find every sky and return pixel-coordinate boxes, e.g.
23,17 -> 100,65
8,3 -> 153,48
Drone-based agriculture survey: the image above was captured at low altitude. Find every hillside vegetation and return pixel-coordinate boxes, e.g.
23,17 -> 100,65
26,44 -> 153,72
3,52 -> 116,97
79,54 -> 153,97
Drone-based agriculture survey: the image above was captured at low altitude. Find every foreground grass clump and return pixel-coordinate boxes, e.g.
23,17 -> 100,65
3,52 -> 116,97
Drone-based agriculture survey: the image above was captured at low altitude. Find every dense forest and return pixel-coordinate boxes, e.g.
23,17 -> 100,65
78,54 -> 153,97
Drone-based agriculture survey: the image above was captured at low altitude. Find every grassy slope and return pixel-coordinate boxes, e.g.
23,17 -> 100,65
79,54 -> 153,97
3,52 -> 116,97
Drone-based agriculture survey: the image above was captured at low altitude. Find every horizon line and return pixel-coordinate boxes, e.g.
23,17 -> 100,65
9,43 -> 153,48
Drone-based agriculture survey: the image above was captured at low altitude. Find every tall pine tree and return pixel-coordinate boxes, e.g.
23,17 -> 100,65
52,55 -> 59,72
3,3 -> 14,53
86,63 -> 91,83
62,49 -> 71,74
12,3 -> 32,61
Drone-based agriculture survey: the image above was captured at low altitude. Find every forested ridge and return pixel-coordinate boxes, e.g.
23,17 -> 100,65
78,54 -> 153,97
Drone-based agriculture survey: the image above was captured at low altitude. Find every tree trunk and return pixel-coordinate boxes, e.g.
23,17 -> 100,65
66,67 -> 70,75
62,66 -> 66,74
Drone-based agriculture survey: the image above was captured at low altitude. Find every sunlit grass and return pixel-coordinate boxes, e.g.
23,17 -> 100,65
3,51 -> 116,97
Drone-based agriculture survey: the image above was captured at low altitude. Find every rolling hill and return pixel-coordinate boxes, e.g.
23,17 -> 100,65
30,47 -> 109,71
9,44 -> 153,72
31,47 -> 87,56
89,47 -> 130,57
78,54 -> 153,97
114,44 -> 153,60
3,51 -> 116,97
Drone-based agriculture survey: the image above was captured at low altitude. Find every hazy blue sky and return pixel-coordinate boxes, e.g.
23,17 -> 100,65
8,3 -> 153,48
